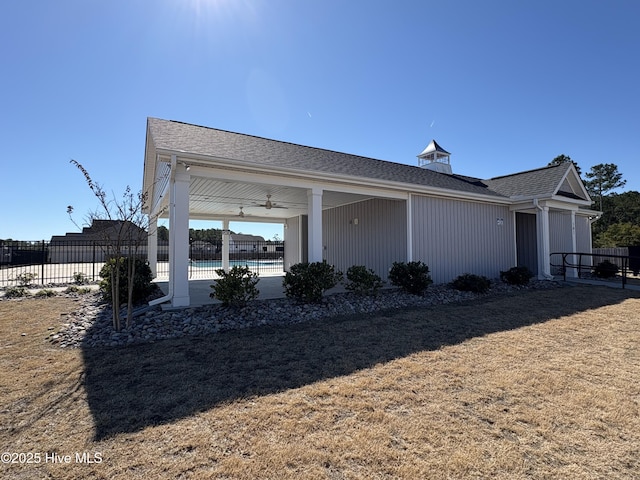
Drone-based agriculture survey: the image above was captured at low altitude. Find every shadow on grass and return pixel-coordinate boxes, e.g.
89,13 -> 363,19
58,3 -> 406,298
82,285 -> 639,440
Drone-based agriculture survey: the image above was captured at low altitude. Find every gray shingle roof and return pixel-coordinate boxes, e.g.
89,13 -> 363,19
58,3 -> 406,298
147,118 -> 504,198
147,118 -> 579,201
483,163 -> 572,198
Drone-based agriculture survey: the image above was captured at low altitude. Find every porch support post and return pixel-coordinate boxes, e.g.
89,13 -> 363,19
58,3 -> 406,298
222,219 -> 230,272
169,164 -> 191,307
406,194 -> 413,262
570,210 -> 578,278
536,203 -> 552,280
307,188 -> 323,262
147,216 -> 158,278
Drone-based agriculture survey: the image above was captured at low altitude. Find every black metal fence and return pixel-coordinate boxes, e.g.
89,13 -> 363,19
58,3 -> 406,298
0,240 -> 284,287
550,251 -> 640,289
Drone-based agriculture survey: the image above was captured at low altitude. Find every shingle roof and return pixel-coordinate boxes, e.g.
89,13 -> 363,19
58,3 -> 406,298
147,118 -> 504,198
147,118 -> 581,201
483,163 -> 572,198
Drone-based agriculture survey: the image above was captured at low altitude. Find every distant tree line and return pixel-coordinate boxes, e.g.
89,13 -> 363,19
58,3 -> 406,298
549,155 -> 638,247
156,226 -> 236,243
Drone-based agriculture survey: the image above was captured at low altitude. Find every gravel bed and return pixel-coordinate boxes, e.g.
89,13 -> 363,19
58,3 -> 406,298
44,279 -> 564,349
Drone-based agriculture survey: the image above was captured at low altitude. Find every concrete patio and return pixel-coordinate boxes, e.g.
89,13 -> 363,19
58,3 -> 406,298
155,273 -> 349,307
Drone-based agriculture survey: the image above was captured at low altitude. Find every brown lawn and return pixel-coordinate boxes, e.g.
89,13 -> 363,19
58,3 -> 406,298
0,285 -> 639,479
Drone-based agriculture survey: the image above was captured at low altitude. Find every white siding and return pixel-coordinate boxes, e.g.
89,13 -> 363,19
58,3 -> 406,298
575,214 -> 593,267
575,215 -> 592,253
411,195 -> 515,283
549,210 -> 573,272
549,211 -> 573,253
284,216 -> 300,271
323,198 -> 406,279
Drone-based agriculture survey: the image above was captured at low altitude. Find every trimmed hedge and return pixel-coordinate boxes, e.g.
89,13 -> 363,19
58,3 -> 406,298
99,257 -> 154,305
344,265 -> 383,296
451,273 -> 491,293
283,261 -> 343,303
388,261 -> 433,295
210,266 -> 260,307
500,266 -> 534,286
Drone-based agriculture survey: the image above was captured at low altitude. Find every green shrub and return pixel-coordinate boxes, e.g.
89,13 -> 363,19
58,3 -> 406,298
210,266 -> 260,307
4,286 -> 30,298
99,257 -> 154,305
35,289 -> 56,298
14,272 -> 37,287
72,272 -> 89,285
500,266 -> 534,285
283,261 -> 343,303
594,260 -> 619,279
388,261 -> 433,295
344,265 -> 384,296
451,273 -> 491,293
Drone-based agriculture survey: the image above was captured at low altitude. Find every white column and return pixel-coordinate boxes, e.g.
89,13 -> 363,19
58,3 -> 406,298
307,188 -> 323,262
570,210 -> 578,278
169,168 -> 191,307
147,217 -> 158,278
406,194 -> 413,262
222,219 -> 230,272
537,205 -> 552,279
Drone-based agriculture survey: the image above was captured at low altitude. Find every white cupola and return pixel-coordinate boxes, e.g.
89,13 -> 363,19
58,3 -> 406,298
417,140 -> 452,174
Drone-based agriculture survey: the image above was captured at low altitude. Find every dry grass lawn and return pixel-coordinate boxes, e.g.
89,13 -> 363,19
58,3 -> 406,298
1,286 -> 639,479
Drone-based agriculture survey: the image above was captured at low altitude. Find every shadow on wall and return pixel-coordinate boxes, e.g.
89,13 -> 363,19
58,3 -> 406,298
81,286 -> 639,440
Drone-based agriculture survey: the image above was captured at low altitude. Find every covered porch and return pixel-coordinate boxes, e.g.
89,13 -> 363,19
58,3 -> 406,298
145,155 -> 410,307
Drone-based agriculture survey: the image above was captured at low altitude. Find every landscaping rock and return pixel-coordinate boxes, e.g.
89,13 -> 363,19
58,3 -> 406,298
50,280 -> 563,349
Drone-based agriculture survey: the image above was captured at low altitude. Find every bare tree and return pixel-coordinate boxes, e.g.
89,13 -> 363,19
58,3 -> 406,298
68,160 -> 150,331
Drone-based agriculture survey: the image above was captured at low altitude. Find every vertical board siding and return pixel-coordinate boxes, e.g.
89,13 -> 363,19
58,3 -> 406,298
323,198 -> 406,279
549,210 -> 574,271
284,216 -> 300,271
549,211 -> 573,253
575,215 -> 593,267
412,195 -> 515,283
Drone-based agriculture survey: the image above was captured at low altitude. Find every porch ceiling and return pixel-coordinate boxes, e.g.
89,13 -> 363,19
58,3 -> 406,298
186,176 -> 374,221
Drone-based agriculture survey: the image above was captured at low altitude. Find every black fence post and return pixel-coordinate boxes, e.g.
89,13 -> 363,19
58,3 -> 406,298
41,240 -> 46,285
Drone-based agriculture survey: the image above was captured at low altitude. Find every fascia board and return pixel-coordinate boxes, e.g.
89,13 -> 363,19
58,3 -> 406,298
142,128 -> 157,214
554,164 -> 592,202
155,148 -> 512,205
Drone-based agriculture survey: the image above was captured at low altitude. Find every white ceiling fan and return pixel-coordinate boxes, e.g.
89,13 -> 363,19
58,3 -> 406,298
255,194 -> 288,210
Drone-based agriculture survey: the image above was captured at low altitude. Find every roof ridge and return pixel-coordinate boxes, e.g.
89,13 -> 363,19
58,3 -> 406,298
161,118 -> 408,167
488,162 -> 568,181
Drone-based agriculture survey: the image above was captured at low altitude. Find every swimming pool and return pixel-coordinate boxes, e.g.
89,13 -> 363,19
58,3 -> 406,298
190,260 -> 283,268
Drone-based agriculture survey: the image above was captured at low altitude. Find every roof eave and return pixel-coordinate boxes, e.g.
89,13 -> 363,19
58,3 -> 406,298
153,147 -> 513,205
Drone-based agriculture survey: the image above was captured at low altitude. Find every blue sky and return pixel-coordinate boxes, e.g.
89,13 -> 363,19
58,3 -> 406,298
1,0 -> 638,241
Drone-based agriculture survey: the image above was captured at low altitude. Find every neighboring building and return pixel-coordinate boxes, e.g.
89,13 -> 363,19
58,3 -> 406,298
143,117 -> 598,307
49,220 -> 148,263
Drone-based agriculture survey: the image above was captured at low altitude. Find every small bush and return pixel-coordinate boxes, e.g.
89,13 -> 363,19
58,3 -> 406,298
210,266 -> 260,307
99,257 -> 154,305
345,265 -> 383,296
14,272 -> 37,287
388,261 -> 433,295
65,285 -> 93,294
451,273 -> 491,293
72,272 -> 89,285
35,289 -> 56,298
500,266 -> 534,285
4,286 -> 30,298
283,261 -> 343,303
594,260 -> 619,279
